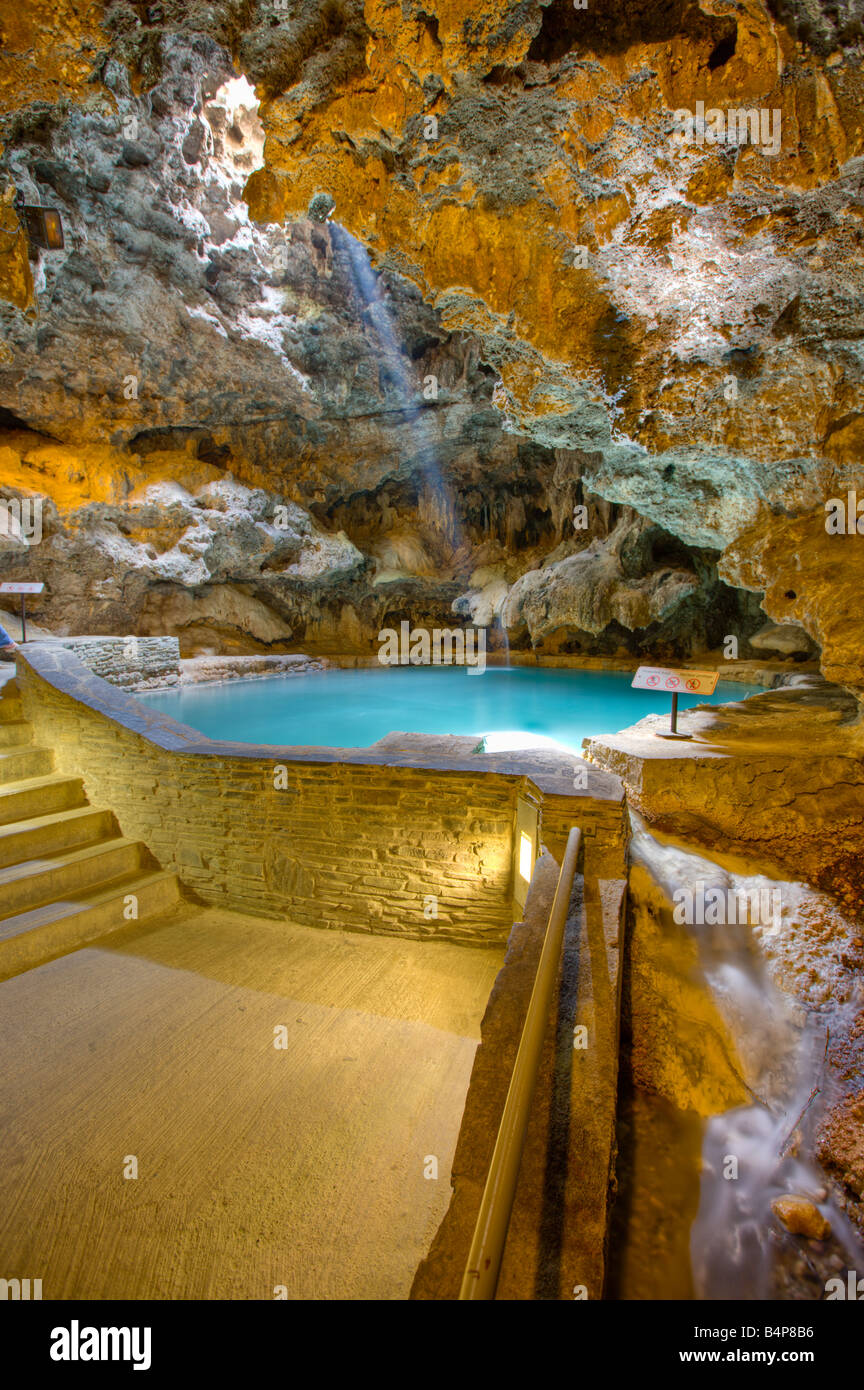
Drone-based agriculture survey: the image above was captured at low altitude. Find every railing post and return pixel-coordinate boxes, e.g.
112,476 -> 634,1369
459,826 -> 582,1300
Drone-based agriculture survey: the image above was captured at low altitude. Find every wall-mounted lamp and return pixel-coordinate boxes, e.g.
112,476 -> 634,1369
513,795 -> 539,913
519,830 -> 533,883
18,204 -> 65,253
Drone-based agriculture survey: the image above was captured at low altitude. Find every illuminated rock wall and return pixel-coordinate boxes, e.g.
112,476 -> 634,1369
1,2 -> 855,677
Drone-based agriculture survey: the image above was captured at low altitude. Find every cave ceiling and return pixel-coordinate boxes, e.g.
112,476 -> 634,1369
0,0 -> 862,682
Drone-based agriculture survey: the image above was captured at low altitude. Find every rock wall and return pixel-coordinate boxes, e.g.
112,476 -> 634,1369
243,0 -> 864,689
0,4 -> 839,674
0,430 -> 766,660
44,634 -> 180,689
586,679 -> 864,910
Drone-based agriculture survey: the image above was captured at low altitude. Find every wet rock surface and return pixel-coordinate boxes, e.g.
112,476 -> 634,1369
589,694 -> 864,1254
772,1193 -> 831,1239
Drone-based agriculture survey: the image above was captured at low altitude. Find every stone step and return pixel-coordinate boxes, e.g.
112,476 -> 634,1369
0,774 -> 87,827
0,869 -> 183,982
0,806 -> 116,871
0,746 -> 53,784
0,721 -> 32,749
0,837 -> 148,919
0,697 -> 23,723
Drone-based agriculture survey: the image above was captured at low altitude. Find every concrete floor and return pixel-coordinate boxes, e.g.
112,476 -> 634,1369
0,904 -> 502,1299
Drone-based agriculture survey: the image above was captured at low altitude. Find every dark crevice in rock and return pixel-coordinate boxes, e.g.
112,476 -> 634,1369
195,434 -> 234,468
0,417 -> 64,449
0,103 -> 68,149
0,406 -> 36,433
823,409 -> 864,443
417,11 -> 442,49
526,0 -> 738,62
482,63 -> 527,86
707,28 -> 738,69
772,294 -> 801,338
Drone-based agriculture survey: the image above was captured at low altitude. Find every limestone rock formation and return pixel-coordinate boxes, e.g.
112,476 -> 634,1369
239,0 -> 864,682
749,619 -> 816,656
0,18 -> 755,656
0,0 -> 860,675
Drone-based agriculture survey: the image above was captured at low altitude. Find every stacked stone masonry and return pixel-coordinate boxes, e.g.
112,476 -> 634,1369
17,646 -> 627,946
45,636 -> 181,690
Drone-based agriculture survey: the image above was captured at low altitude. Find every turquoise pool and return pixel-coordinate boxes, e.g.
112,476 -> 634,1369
137,665 -> 761,754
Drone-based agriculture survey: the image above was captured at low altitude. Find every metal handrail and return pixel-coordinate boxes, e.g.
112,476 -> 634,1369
458,825 -> 583,1300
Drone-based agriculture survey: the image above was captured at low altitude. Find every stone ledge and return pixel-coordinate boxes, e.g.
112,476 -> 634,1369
20,642 -> 627,802
36,635 -> 180,691
15,642 -> 629,944
179,653 -> 331,686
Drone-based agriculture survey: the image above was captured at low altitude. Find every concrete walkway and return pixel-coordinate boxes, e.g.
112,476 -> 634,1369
0,904 -> 501,1299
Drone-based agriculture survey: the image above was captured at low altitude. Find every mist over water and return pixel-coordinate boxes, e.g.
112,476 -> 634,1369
333,225 -> 464,555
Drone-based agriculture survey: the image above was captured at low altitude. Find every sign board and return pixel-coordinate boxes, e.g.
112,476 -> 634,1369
632,666 -> 719,696
0,582 -> 44,595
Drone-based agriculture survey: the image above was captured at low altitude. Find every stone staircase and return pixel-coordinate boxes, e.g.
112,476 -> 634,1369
0,677 -> 182,981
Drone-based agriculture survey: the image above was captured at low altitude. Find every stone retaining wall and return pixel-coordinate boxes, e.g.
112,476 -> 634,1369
412,857 -> 627,1298
17,644 -> 627,945
44,636 -> 180,690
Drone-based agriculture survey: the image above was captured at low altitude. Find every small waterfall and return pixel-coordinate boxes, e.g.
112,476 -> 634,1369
692,1048 -> 864,1299
494,613 -> 511,668
616,813 -> 864,1299
333,225 -> 464,557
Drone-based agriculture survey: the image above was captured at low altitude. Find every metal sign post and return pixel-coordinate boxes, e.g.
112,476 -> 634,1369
631,665 -> 719,740
0,582 -> 45,644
